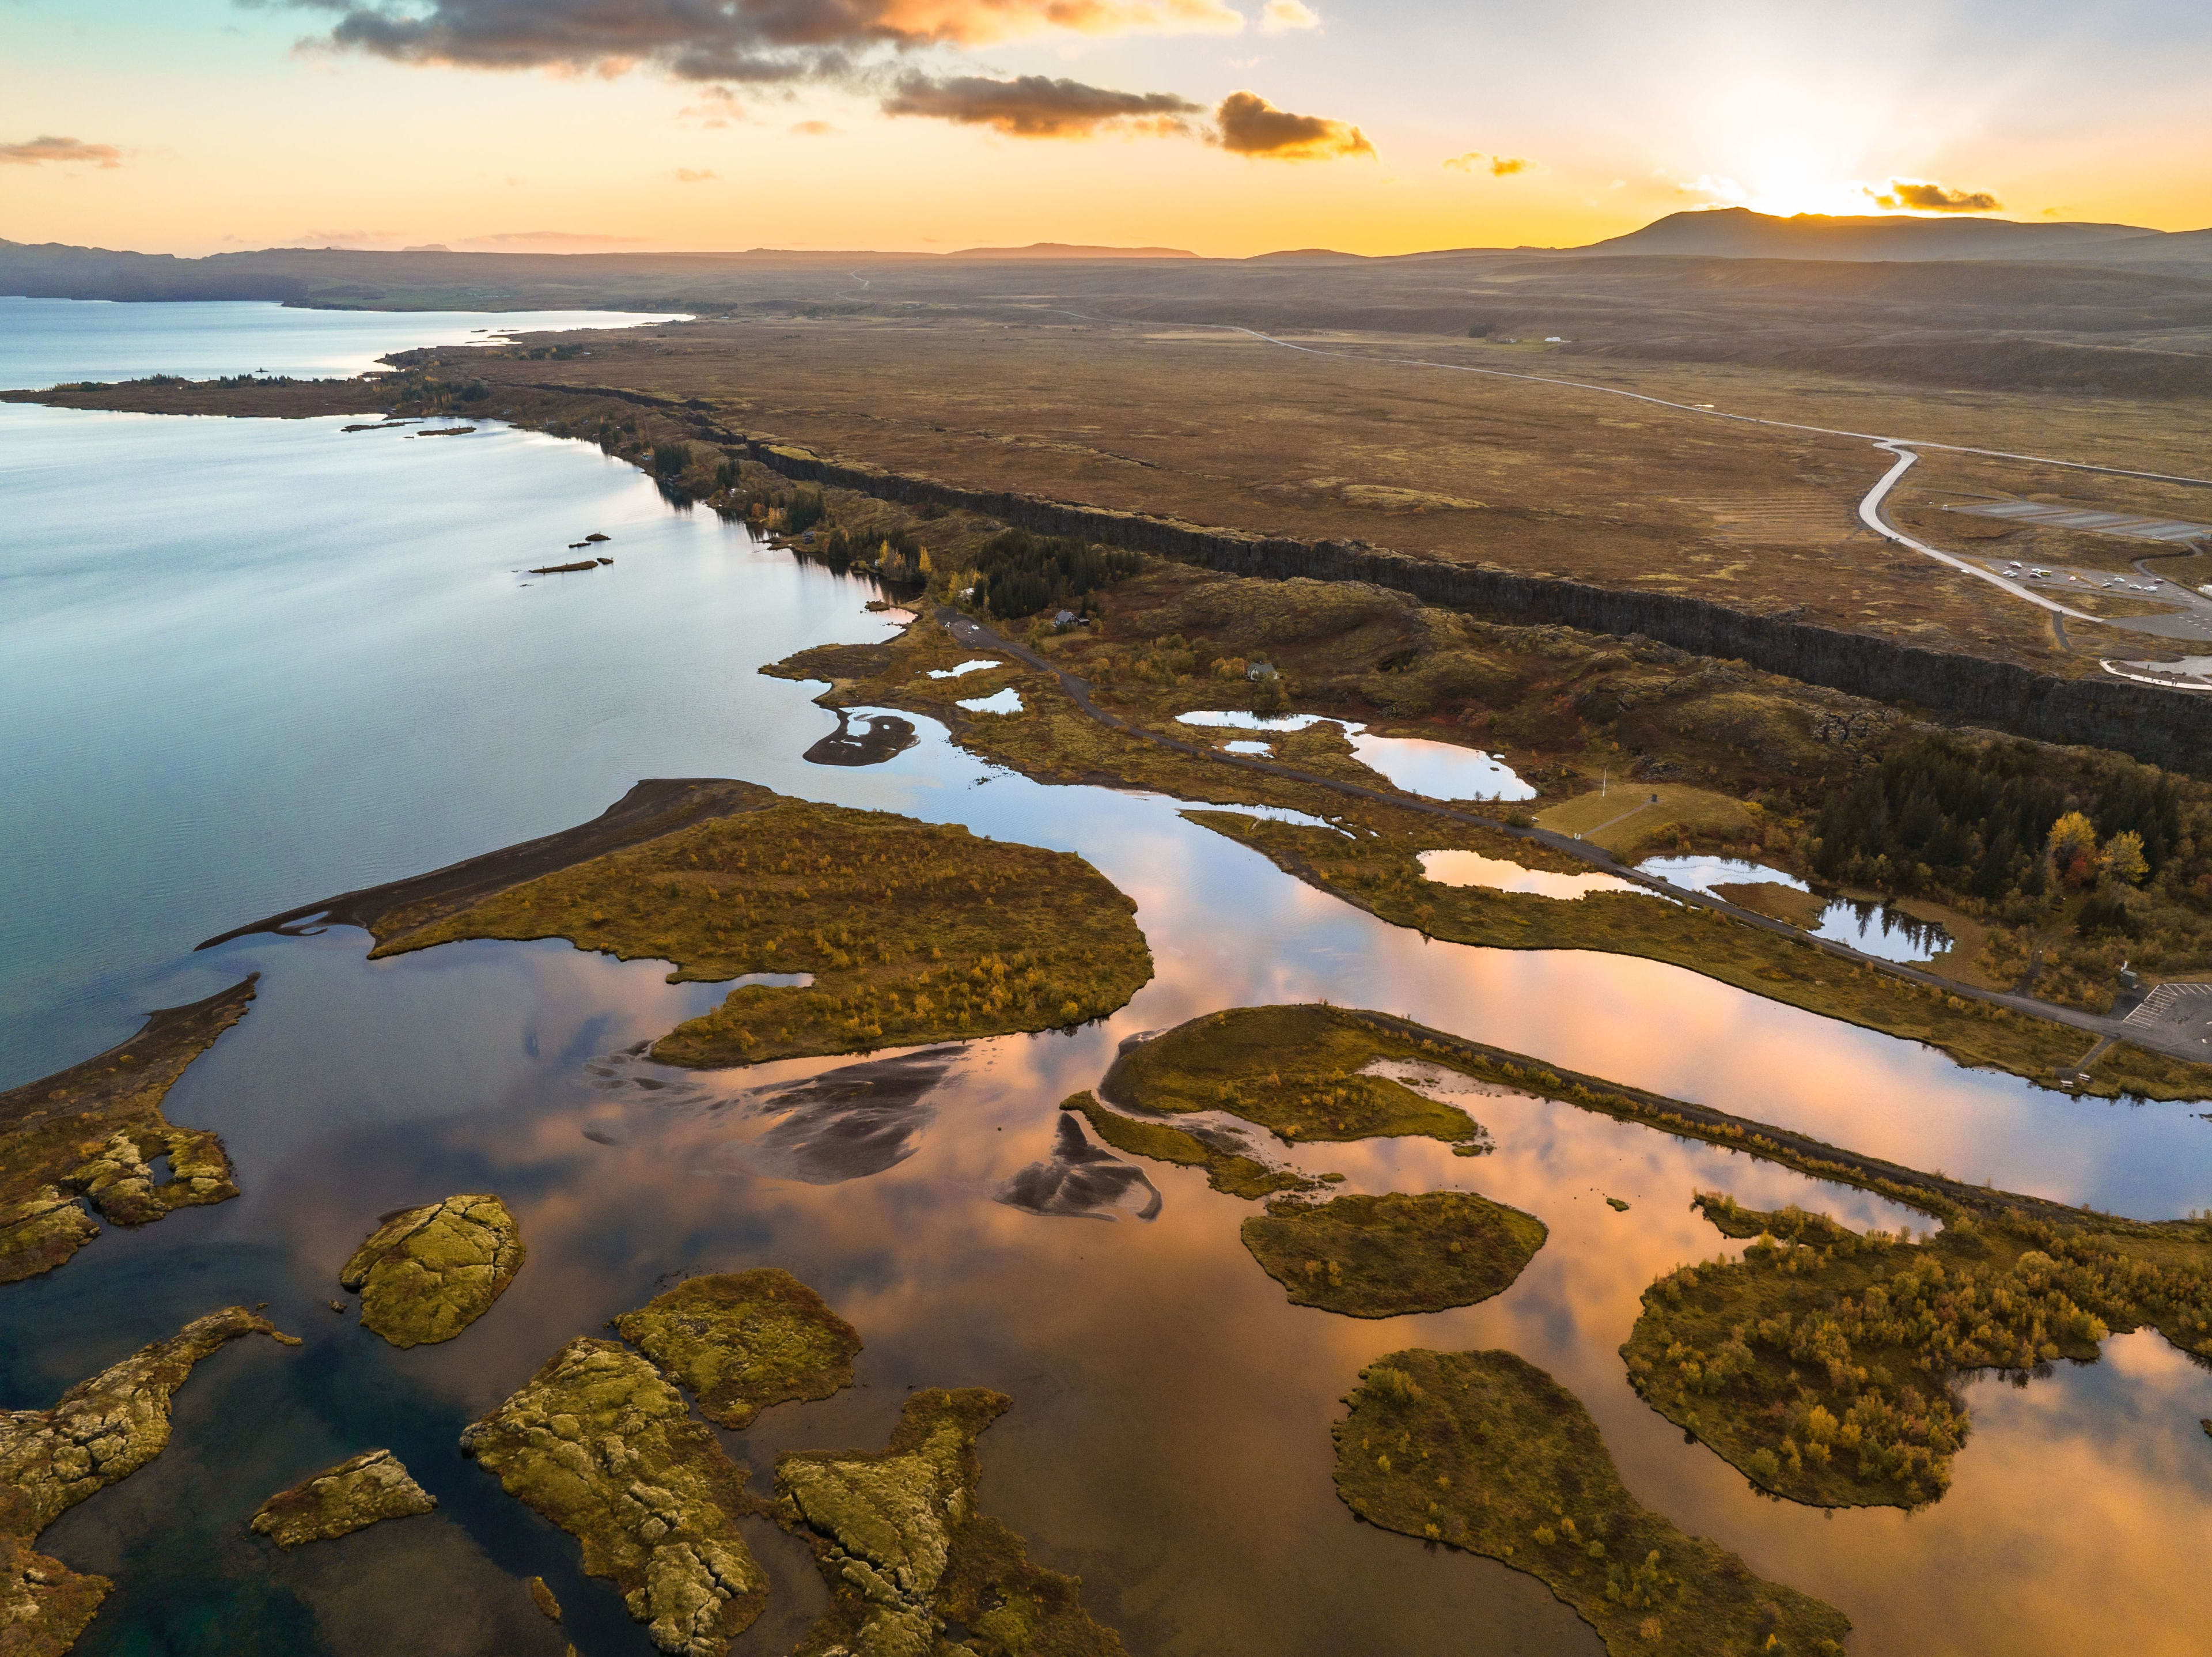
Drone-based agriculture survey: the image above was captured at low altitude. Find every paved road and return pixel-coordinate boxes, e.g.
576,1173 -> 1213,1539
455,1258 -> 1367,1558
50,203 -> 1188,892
940,608 -> 2198,1068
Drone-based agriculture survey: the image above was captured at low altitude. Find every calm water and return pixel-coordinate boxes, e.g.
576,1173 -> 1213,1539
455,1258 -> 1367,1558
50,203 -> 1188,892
6,304 -> 2212,1657
1638,856 -> 1953,964
0,296 -> 685,391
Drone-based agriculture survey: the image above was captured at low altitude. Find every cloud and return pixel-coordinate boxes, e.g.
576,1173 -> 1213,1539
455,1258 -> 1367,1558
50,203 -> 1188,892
790,119 -> 837,134
0,135 -> 122,167
1867,178 -> 2002,213
1257,0 -> 1317,32
453,230 -> 653,250
673,166 -> 718,181
679,85 -> 742,126
1443,150 -> 1528,177
882,71 -> 1199,137
1213,89 -> 1370,159
269,0 -> 1243,86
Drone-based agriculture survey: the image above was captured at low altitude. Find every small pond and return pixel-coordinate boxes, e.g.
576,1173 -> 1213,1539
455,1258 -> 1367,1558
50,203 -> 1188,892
957,687 -> 1025,714
1175,712 -> 1535,802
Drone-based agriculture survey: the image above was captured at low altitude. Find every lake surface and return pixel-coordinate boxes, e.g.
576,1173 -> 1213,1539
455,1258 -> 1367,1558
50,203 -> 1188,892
0,296 -> 685,391
6,301 -> 2212,1657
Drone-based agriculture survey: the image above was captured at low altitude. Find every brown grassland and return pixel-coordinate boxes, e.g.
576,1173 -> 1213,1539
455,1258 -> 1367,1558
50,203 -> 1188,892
397,311 -> 2212,676
370,790 -> 1153,1067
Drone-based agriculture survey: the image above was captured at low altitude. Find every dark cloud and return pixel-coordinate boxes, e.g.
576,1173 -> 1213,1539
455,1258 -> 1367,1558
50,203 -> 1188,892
266,0 -> 1240,83
1869,179 -> 2002,213
0,135 -> 122,167
883,72 -> 1198,137
1213,89 -> 1371,160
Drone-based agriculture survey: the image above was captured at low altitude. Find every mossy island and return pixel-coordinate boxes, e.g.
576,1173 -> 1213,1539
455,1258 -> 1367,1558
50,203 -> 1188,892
339,1192 -> 524,1348
774,1387 -> 1127,1657
248,1448 -> 437,1548
1244,1189 -> 1546,1317
0,1306 -> 298,1654
1335,1348 -> 1848,1657
615,1268 -> 861,1428
0,976 -> 256,1284
1624,1192 -> 2212,1509
1099,1004 -> 1487,1146
226,777 -> 1154,1069
460,1336 -> 767,1656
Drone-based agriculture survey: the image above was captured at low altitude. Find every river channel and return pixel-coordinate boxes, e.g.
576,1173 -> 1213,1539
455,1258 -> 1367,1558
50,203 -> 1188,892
4,302 -> 2210,1657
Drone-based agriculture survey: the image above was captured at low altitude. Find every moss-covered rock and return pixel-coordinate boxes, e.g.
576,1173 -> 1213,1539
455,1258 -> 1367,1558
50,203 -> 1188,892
1243,1189 -> 1547,1316
0,1515 -> 108,1657
0,1306 -> 297,1653
776,1389 -> 1126,1657
0,978 -> 255,1284
460,1337 -> 766,1656
340,1193 -> 523,1348
1334,1348 -> 1849,1657
249,1448 -> 438,1548
615,1269 -> 862,1429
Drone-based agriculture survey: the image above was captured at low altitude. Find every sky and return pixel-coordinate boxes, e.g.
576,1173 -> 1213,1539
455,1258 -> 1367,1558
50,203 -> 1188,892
3,0 -> 2209,258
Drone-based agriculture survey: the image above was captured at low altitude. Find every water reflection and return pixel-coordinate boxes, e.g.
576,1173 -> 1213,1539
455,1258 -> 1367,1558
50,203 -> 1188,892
1637,856 -> 1952,964
1173,712 -> 1534,801
9,306 -> 2212,1657
25,924 -> 2210,1657
1418,849 -> 1646,899
995,1113 -> 1162,1221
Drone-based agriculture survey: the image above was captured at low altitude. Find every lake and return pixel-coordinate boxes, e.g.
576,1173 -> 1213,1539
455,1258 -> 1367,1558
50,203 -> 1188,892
5,300 -> 2211,1657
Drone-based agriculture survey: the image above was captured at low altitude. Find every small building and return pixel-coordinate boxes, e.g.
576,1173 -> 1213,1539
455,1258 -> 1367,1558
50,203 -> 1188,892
1247,660 -> 1279,681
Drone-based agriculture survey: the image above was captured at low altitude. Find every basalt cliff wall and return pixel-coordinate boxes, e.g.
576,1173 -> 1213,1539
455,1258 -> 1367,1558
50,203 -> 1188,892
730,436 -> 2210,773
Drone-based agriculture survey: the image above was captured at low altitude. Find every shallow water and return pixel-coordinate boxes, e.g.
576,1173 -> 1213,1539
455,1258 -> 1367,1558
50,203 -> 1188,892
1638,855 -> 1952,964
6,302 -> 2212,1657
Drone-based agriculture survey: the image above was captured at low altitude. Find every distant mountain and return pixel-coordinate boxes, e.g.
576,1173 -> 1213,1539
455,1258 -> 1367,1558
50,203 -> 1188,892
1578,207 -> 2177,263
947,242 -> 1196,259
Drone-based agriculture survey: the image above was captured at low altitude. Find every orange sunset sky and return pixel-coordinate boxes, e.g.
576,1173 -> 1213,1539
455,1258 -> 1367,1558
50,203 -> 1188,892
3,0 -> 2209,258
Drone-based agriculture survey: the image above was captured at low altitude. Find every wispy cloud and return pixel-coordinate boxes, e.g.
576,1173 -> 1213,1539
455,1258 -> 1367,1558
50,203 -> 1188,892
1443,150 -> 1528,177
1867,179 -> 2002,213
453,230 -> 653,251
673,166 -> 718,182
791,119 -> 838,135
1213,90 -> 1371,159
1,135 -> 122,167
678,85 -> 742,127
1257,0 -> 1319,34
884,72 -> 1199,137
